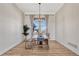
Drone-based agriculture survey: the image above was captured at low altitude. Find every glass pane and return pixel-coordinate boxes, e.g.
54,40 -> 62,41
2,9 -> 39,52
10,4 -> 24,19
33,18 -> 39,32
41,18 -> 46,32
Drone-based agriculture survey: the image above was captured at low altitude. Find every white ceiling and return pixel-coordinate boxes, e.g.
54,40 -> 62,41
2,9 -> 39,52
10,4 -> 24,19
16,3 -> 64,15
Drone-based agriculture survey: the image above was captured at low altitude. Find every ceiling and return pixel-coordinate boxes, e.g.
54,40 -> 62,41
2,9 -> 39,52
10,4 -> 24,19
15,3 -> 64,15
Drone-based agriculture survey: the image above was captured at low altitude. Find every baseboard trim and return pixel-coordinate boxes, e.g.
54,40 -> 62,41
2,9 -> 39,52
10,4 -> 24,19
49,38 -> 56,40
0,40 -> 24,55
56,40 -> 79,55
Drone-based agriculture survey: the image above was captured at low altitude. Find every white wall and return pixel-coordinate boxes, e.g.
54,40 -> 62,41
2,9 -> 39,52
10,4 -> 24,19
24,15 -> 31,39
0,3 -> 24,55
55,5 -> 64,42
48,15 -> 55,40
55,3 -> 79,55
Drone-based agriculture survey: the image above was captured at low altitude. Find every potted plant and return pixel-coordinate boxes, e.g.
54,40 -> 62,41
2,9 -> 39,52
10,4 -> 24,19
22,25 -> 30,49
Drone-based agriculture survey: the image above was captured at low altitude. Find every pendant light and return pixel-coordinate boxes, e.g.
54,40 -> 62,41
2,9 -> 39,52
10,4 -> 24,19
38,3 -> 41,34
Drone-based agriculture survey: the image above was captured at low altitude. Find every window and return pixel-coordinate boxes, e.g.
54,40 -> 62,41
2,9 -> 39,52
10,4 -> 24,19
33,18 -> 47,33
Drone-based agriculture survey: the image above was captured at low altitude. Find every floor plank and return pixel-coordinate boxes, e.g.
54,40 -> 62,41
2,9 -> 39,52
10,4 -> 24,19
2,40 -> 77,56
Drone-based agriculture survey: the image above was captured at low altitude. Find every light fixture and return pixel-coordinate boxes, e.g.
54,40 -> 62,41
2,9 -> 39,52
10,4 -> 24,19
38,3 -> 41,20
38,3 -> 41,34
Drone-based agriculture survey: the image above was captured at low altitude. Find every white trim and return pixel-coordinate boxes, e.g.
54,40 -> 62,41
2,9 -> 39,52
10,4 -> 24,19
56,39 -> 79,55
24,11 -> 55,15
12,3 -> 24,14
0,40 -> 23,55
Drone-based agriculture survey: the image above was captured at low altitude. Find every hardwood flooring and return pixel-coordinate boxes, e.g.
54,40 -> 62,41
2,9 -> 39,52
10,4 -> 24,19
2,40 -> 77,56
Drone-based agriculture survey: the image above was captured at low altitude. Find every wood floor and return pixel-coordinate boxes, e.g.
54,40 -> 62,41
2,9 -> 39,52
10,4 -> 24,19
2,40 -> 77,56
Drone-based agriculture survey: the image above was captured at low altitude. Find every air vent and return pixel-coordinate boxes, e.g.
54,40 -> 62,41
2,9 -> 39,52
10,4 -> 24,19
68,42 -> 78,49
